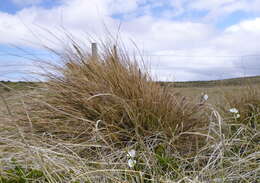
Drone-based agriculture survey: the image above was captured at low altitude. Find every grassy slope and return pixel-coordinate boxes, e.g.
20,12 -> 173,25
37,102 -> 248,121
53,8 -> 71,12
1,75 -> 260,90
159,75 -> 260,88
0,81 -> 40,92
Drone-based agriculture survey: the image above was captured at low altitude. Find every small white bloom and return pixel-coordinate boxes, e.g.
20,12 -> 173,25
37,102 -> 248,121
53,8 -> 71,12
127,149 -> 136,158
213,178 -> 224,183
203,94 -> 209,101
229,108 -> 239,113
128,159 -> 136,168
235,114 -> 240,118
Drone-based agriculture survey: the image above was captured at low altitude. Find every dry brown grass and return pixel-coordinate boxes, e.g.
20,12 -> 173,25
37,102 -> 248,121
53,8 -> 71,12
219,85 -> 260,128
1,86 -> 259,182
0,39 -> 259,182
26,43 -> 210,152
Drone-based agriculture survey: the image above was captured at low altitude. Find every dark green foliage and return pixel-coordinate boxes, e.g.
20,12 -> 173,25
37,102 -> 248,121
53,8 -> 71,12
0,160 -> 45,183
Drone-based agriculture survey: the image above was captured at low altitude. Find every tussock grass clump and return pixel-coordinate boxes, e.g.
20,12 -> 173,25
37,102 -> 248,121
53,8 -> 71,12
34,42 -> 208,148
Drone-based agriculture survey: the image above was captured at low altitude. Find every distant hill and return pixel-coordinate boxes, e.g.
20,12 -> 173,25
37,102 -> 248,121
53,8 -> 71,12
1,76 -> 260,90
159,76 -> 260,88
0,81 -> 39,92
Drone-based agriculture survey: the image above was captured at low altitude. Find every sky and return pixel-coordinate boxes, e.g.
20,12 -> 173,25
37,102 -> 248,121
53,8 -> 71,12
0,0 -> 260,81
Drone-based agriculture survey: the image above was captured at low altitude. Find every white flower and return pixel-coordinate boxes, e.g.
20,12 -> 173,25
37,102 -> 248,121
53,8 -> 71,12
203,94 -> 209,101
229,108 -> 240,119
235,114 -> 240,118
127,149 -> 136,158
229,108 -> 239,113
128,159 -> 136,168
213,178 -> 224,183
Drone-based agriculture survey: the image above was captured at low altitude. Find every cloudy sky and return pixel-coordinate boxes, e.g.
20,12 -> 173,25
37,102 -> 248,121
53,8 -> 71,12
0,0 -> 260,81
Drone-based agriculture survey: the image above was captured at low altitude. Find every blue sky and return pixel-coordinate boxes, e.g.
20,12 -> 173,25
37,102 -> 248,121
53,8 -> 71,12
0,0 -> 61,13
1,0 -> 260,81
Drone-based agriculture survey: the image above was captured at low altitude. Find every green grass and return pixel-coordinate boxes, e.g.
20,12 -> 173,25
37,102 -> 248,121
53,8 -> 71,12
0,81 -> 40,93
2,75 -> 260,91
0,159 -> 46,183
159,75 -> 260,88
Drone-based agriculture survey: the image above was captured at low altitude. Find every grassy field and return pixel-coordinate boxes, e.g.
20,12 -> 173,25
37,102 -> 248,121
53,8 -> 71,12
159,75 -> 260,87
0,47 -> 259,182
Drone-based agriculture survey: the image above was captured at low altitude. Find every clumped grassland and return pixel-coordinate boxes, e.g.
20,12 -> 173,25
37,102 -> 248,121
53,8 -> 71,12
0,42 -> 259,182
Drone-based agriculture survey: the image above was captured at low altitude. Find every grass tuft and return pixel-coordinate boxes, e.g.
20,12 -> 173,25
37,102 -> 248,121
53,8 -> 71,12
32,42 -> 209,150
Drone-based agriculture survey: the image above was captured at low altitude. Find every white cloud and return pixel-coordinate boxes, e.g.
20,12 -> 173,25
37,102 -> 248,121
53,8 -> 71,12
166,0 -> 260,23
107,0 -> 139,14
213,18 -> 260,54
0,12 -> 29,45
226,18 -> 260,33
121,17 -> 215,52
